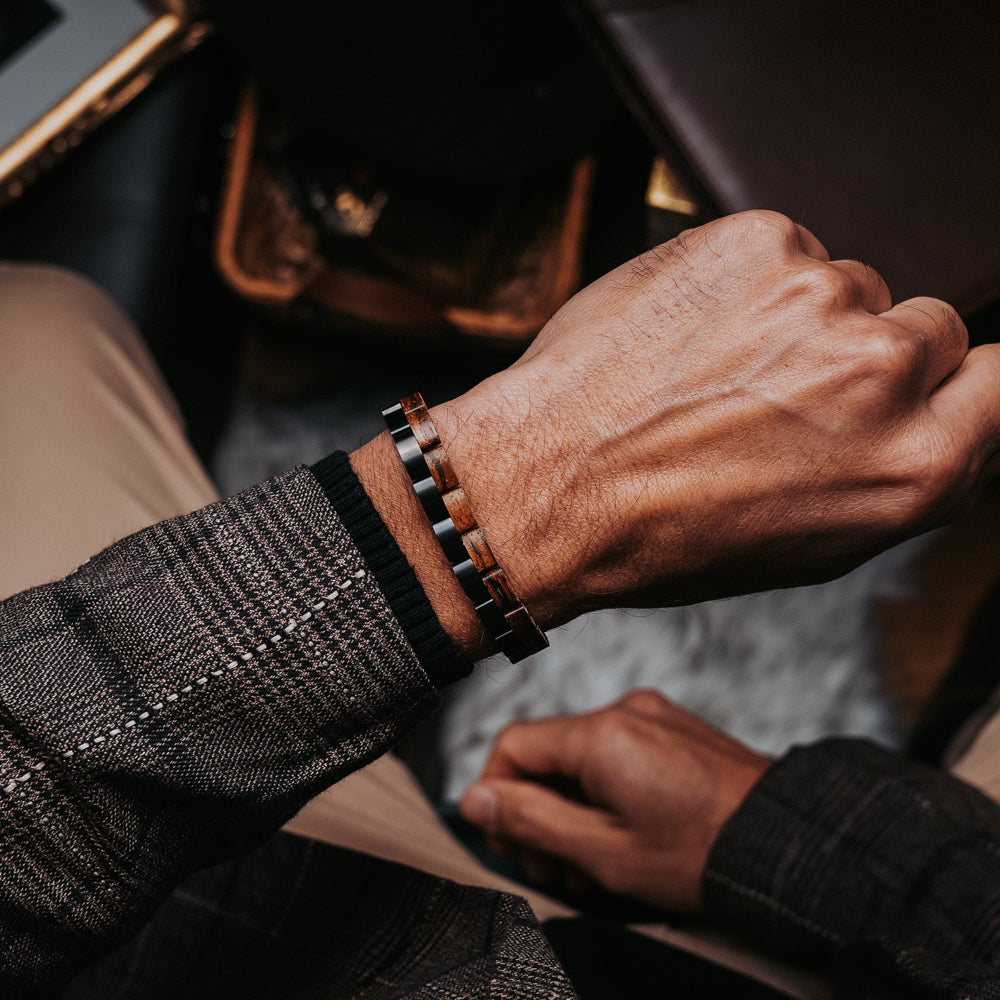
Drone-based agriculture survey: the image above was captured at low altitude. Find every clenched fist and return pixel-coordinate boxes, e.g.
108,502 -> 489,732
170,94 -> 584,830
356,211 -> 1000,655
460,690 -> 768,911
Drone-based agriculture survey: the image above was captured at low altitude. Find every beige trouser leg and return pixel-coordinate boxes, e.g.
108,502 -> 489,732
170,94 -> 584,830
948,696 -> 1000,802
0,264 -> 217,596
0,264 -> 825,998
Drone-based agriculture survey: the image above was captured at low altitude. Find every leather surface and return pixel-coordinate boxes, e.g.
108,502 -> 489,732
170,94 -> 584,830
579,0 -> 1000,314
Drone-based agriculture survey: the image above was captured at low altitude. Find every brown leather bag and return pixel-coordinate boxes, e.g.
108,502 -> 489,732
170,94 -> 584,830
215,84 -> 595,348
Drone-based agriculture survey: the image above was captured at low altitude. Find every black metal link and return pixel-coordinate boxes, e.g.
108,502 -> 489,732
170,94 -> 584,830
432,516 -> 467,564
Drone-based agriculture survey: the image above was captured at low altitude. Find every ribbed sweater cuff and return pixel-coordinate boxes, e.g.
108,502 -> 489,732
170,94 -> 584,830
310,451 -> 472,688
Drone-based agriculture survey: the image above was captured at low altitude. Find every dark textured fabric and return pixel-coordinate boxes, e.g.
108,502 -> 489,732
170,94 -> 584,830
541,916 -> 787,999
0,466 -> 446,996
202,0 -> 618,182
61,832 -> 576,999
705,739 -> 1000,999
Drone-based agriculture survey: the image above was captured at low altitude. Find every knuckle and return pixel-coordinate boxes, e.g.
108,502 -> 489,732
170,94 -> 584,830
712,210 -> 801,256
850,260 -> 891,302
491,720 -> 526,755
617,689 -> 671,715
732,208 -> 798,240
493,721 -> 516,746
496,718 -> 523,737
855,323 -> 924,379
591,711 -> 630,746
857,260 -> 885,285
702,210 -> 799,258
940,302 -> 967,345
925,298 -> 967,351
788,261 -> 855,308
589,706 -> 658,762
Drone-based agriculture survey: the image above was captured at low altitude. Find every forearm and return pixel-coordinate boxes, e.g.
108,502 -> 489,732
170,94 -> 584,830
705,739 -> 1000,998
0,457 -> 466,996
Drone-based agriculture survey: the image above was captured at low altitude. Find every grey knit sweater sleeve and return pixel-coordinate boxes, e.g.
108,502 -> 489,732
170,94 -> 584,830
704,739 -> 1000,999
0,463 -> 460,996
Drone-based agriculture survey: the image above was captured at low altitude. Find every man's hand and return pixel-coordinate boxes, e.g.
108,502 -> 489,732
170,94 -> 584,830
459,690 -> 769,912
355,211 -> 1000,656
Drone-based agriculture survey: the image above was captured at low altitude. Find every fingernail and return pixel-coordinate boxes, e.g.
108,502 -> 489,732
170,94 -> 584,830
462,784 -> 499,828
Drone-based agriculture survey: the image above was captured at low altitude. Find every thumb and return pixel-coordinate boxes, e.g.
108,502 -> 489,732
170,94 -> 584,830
460,778 -> 624,872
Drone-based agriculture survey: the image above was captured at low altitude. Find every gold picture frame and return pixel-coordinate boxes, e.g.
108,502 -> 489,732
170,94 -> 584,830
0,0 -> 209,207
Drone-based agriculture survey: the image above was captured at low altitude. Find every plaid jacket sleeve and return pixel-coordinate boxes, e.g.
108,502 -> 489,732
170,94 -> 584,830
704,738 -> 1000,999
0,459 -> 466,996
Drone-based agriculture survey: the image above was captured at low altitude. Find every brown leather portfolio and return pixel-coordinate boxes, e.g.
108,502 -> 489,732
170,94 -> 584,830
577,0 -> 1000,315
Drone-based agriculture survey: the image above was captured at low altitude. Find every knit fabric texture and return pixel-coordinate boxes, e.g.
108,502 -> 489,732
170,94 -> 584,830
311,450 -> 472,688
705,738 -> 1000,999
0,465 -> 572,997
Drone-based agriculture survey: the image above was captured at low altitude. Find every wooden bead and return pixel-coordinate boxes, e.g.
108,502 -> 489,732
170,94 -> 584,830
401,394 -> 441,451
421,443 -> 460,494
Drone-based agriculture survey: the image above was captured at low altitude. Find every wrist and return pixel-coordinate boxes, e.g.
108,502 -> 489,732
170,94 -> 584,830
350,432 -> 491,659
350,387 -> 559,661
312,449 -> 472,685
429,382 -> 586,629
351,368 -> 624,659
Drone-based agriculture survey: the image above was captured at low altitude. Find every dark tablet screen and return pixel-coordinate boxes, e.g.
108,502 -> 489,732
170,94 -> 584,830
0,0 -> 153,151
0,1 -> 62,71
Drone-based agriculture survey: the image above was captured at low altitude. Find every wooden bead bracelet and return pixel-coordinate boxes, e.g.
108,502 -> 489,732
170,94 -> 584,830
383,392 -> 548,663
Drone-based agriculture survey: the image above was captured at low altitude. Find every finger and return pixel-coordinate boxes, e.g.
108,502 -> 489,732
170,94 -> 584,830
484,831 -> 514,856
563,866 -> 599,897
615,688 -> 676,721
479,714 -> 586,782
791,222 -> 830,262
460,778 -> 626,874
880,296 -> 969,392
518,850 -> 560,887
929,343 -> 1000,480
826,259 -> 892,314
